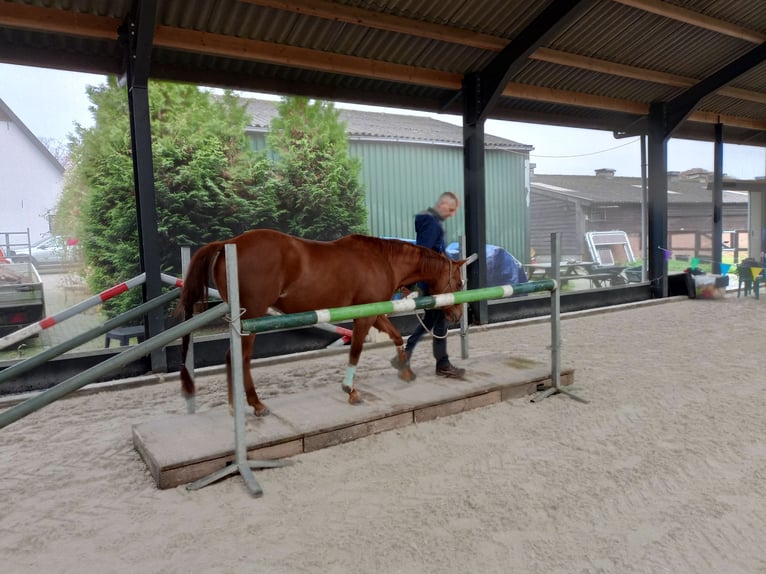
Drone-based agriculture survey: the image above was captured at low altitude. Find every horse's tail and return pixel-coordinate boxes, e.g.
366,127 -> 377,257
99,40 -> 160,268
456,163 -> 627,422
177,241 -> 225,398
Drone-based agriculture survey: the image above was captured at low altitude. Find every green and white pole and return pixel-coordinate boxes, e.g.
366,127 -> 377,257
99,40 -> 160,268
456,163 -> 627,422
241,280 -> 555,334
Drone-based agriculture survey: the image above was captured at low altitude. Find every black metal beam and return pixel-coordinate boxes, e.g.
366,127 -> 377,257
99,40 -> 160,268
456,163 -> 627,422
122,0 -> 164,372
643,44 -> 766,296
474,0 -> 594,123
616,43 -> 766,141
614,116 -> 648,139
662,42 -> 766,140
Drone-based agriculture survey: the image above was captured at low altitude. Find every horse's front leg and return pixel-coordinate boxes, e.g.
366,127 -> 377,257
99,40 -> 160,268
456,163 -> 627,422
225,333 -> 269,416
374,315 -> 416,381
343,316 -> 375,404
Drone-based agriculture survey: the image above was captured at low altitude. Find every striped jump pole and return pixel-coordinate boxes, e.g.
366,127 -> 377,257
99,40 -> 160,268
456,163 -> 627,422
0,301 -> 230,430
241,280 -> 555,334
161,273 -> 353,343
0,288 -> 180,386
0,273 -> 147,351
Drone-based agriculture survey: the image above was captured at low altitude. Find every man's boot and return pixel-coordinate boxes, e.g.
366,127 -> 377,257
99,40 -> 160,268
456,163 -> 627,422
435,361 -> 466,379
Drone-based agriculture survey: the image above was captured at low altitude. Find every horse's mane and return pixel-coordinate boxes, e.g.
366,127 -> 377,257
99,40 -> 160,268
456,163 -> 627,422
346,234 -> 447,275
418,248 -> 448,276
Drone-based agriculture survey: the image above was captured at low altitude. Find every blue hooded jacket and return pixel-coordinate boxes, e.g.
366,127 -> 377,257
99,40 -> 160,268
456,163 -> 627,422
415,208 -> 446,254
412,208 -> 446,295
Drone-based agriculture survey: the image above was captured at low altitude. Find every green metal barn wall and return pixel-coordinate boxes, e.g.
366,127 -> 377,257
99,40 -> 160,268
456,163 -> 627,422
248,133 -> 529,261
483,149 -> 529,261
349,141 -> 529,261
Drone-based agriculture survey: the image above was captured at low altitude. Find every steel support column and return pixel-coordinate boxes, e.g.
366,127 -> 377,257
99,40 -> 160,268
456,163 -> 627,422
462,73 -> 488,324
647,103 -> 669,298
122,0 -> 164,371
712,123 -> 723,274
456,1 -> 592,324
640,135 -> 648,281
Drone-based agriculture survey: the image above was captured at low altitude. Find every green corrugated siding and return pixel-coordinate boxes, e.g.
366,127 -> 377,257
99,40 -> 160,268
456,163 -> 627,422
349,141 -> 463,241
484,149 -> 529,260
249,132 -> 268,152
246,134 -> 529,261
349,141 -> 528,261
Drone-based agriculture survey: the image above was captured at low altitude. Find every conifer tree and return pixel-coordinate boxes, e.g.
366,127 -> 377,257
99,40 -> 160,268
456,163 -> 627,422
60,79 -> 272,317
266,97 -> 367,240
58,88 -> 367,319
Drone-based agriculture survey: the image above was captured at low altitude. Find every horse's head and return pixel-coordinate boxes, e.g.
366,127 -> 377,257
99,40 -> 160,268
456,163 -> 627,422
426,254 -> 472,323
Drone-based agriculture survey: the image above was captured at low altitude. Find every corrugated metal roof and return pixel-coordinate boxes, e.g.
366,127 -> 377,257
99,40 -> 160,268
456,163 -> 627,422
531,172 -> 748,205
243,98 -> 532,149
2,0 -> 766,145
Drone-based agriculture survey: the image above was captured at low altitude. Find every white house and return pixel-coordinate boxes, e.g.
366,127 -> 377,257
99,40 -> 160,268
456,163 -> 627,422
0,96 -> 64,246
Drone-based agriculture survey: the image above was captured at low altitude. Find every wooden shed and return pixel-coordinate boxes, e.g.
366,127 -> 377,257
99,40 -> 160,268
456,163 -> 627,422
530,168 -> 749,262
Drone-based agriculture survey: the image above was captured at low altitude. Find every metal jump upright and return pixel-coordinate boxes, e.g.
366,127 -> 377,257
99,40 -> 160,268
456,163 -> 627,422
184,244 -> 292,497
532,233 -> 588,404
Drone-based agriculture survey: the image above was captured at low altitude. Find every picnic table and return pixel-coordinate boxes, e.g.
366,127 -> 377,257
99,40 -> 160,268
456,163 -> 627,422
523,261 -> 627,288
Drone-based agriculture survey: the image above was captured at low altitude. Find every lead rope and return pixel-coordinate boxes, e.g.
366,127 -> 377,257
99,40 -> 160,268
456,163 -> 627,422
411,257 -> 452,340
413,309 -> 449,339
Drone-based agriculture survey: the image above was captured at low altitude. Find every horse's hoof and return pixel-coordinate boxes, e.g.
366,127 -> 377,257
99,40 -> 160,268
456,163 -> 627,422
398,368 -> 416,382
390,352 -> 411,371
347,389 -> 362,404
254,404 -> 270,417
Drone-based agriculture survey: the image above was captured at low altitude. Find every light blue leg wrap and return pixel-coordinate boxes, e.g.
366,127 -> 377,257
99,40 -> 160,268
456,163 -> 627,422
342,365 -> 356,393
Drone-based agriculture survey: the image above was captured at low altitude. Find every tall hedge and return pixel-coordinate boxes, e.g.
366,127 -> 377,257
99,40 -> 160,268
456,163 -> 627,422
267,97 -> 367,240
61,79 -> 272,318
59,87 -> 367,319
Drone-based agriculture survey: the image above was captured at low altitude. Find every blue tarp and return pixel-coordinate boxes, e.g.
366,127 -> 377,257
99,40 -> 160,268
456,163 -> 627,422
446,242 -> 528,286
383,237 -> 528,287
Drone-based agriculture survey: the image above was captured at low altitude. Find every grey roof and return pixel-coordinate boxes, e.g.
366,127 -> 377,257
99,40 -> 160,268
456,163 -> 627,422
531,173 -> 748,205
3,1 -> 766,147
243,99 -> 531,150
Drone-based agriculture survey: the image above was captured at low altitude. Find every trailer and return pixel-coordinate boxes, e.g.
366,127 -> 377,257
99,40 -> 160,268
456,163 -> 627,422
0,263 -> 45,338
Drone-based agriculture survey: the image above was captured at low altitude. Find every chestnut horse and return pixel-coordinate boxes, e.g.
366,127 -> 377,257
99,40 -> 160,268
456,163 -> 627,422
178,229 -> 468,416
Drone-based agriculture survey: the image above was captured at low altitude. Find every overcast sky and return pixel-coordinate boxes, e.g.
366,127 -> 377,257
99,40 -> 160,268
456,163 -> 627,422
2,62 -> 764,179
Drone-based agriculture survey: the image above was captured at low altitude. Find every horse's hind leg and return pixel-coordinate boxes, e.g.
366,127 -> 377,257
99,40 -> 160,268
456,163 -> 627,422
225,333 -> 269,417
374,315 -> 416,382
242,333 -> 269,416
343,316 -> 376,404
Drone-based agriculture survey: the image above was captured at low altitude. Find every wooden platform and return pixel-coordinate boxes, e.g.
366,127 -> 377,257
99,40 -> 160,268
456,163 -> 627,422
133,352 -> 575,489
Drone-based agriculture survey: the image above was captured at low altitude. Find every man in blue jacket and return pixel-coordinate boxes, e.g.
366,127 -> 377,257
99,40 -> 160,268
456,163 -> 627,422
393,191 -> 466,379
